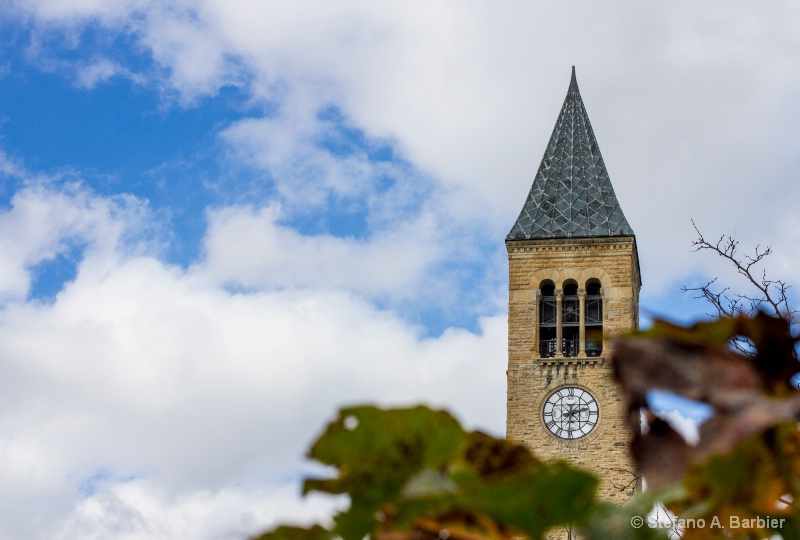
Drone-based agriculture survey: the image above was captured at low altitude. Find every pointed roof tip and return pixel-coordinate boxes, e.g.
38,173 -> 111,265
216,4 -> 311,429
569,65 -> 579,93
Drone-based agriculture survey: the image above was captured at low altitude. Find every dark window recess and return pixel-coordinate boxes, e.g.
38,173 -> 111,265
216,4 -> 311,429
585,287 -> 603,356
540,298 -> 557,326
539,337 -> 579,358
586,297 -> 602,324
539,284 -> 558,357
540,338 -> 556,358
562,296 -> 579,325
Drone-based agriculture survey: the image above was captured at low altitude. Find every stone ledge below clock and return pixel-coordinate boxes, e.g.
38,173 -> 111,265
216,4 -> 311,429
534,357 -> 604,366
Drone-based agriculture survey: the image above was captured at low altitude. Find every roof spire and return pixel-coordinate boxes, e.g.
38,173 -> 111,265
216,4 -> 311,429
569,65 -> 578,93
507,67 -> 634,240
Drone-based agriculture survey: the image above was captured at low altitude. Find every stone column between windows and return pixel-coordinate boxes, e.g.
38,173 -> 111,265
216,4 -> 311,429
599,287 -> 606,354
532,289 -> 540,359
578,288 -> 587,358
555,288 -> 563,358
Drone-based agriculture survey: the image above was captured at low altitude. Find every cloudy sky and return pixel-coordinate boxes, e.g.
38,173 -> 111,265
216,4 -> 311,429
1,1 -> 799,538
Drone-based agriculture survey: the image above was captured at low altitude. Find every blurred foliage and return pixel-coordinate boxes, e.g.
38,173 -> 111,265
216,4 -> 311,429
252,313 -> 800,540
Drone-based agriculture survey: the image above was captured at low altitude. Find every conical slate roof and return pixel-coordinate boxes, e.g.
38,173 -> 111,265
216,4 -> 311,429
507,67 -> 634,240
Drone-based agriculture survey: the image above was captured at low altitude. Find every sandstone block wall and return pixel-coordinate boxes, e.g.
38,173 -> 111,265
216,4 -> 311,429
506,236 -> 641,509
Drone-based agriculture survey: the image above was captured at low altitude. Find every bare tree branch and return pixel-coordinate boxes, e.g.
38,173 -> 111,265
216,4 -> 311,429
682,221 -> 799,358
597,466 -> 641,504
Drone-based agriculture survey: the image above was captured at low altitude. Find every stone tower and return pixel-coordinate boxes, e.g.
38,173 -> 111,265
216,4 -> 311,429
506,67 -> 641,503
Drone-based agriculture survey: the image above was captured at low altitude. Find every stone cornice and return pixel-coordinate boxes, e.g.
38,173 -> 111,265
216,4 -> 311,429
536,357 -> 604,366
506,236 -> 635,255
507,357 -> 606,368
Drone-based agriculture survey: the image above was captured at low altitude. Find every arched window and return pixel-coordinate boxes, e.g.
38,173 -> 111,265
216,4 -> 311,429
539,281 -> 556,357
562,281 -> 579,357
585,279 -> 603,356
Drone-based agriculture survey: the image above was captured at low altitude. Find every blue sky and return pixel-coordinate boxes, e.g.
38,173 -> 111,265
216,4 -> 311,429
1,19 -> 496,333
1,2 -> 800,538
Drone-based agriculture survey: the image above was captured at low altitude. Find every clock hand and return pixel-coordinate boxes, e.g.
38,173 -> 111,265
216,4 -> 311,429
565,406 -> 588,426
569,407 -> 589,416
566,406 -> 579,425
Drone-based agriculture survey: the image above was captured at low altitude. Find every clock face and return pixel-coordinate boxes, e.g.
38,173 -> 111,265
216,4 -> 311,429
542,386 -> 599,440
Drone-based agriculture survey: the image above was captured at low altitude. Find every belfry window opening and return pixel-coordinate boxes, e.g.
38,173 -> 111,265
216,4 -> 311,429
538,279 -> 603,358
562,283 -> 579,357
585,280 -> 603,357
539,282 -> 557,357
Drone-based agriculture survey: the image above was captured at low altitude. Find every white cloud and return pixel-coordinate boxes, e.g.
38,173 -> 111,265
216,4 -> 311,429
218,99 -> 398,209
0,187 -> 505,537
51,480 -> 344,540
0,148 -> 28,178
74,58 -> 146,88
139,5 -> 248,102
201,203 -> 439,297
0,184 -> 150,300
13,0 -> 137,23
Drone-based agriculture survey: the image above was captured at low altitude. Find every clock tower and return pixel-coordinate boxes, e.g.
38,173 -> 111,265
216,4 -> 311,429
506,68 -> 641,504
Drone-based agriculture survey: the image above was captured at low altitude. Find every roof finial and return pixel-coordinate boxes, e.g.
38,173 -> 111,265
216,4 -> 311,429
569,66 -> 578,93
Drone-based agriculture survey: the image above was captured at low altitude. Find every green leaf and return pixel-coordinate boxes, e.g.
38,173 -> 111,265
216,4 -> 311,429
402,468 -> 457,499
615,313 -> 800,493
683,435 -> 783,514
455,460 -> 597,537
303,405 -> 467,540
580,503 -> 670,540
461,430 -> 540,478
736,312 -> 798,395
249,525 -> 334,540
644,317 -> 737,348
